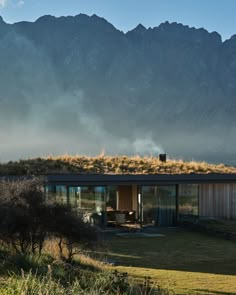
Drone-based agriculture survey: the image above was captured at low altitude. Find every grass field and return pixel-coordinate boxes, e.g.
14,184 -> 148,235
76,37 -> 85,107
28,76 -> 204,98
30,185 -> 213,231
1,228 -> 236,294
105,228 -> 236,295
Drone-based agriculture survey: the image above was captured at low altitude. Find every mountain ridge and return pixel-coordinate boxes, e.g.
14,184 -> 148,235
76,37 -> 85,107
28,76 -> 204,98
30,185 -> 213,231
0,14 -> 234,41
0,14 -> 236,164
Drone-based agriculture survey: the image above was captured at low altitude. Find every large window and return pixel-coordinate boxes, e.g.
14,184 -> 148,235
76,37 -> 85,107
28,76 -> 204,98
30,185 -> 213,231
46,185 -> 67,204
45,185 -> 106,226
72,186 -> 106,213
105,186 -> 117,211
46,185 -> 106,213
68,186 -> 80,208
157,186 -> 176,226
142,186 -> 176,226
94,186 -> 106,213
142,186 -> 157,224
178,184 -> 199,216
80,187 -> 96,210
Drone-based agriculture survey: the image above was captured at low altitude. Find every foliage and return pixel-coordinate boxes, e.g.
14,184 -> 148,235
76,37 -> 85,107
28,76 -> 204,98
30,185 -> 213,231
0,177 -> 48,254
46,204 -> 99,261
0,250 -> 170,295
0,155 -> 236,175
0,271 -> 169,295
0,178 -> 98,259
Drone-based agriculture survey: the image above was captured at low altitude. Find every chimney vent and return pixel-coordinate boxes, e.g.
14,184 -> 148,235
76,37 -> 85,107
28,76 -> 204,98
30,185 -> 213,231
159,154 -> 166,162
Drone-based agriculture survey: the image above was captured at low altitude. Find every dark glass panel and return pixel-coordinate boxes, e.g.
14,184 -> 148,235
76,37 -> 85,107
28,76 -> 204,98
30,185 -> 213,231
68,186 -> 80,207
80,186 -> 95,210
94,186 -> 106,213
179,184 -> 199,216
106,186 -> 118,211
67,186 -> 106,212
142,186 -> 176,226
55,185 -> 67,204
45,185 -> 67,204
142,186 -> 157,224
157,186 -> 176,226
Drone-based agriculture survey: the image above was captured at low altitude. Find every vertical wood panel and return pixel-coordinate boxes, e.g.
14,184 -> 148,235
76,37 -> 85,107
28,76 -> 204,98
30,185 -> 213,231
231,184 -> 236,219
199,183 -> 236,219
118,185 -> 132,211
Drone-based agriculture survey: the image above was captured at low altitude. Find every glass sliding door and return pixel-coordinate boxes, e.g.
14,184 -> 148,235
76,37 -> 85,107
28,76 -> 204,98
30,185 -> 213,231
142,186 -> 157,224
106,186 -> 118,211
142,185 -> 176,226
157,186 -> 176,226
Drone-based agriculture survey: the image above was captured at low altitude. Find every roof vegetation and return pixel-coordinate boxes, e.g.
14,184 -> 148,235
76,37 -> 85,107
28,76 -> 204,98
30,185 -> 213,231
0,155 -> 236,175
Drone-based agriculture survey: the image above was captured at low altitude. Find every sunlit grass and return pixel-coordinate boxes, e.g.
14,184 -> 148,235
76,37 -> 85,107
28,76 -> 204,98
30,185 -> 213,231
0,246 -> 168,295
106,229 -> 236,294
1,154 -> 236,175
1,230 -> 236,294
111,267 -> 236,295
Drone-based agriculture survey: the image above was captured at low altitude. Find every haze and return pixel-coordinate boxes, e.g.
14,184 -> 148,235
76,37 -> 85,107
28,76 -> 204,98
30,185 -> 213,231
0,1 -> 236,164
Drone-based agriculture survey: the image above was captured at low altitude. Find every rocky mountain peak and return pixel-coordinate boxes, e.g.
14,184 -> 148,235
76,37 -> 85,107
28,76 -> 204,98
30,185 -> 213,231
0,14 -> 236,163
35,15 -> 57,24
133,23 -> 146,32
0,16 -> 6,25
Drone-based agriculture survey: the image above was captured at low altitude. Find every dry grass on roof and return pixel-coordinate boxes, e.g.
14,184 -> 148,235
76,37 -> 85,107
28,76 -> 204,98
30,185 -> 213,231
0,155 -> 236,175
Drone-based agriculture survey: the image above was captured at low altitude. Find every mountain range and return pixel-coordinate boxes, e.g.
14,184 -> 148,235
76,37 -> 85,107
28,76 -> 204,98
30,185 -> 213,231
0,14 -> 236,164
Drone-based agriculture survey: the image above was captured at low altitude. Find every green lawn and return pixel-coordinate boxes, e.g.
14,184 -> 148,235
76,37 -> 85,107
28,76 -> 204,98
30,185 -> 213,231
105,228 -> 236,295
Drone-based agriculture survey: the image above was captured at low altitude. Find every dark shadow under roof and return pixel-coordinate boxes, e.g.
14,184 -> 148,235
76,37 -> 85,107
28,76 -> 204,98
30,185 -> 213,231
45,173 -> 236,186
1,173 -> 236,186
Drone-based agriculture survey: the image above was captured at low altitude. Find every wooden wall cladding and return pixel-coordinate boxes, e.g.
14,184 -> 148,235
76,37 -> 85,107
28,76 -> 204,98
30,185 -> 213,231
199,183 -> 236,219
118,185 -> 133,211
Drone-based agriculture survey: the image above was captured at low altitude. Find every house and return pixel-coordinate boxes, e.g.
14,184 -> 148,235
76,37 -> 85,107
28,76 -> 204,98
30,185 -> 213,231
1,155 -> 236,227
45,173 -> 236,226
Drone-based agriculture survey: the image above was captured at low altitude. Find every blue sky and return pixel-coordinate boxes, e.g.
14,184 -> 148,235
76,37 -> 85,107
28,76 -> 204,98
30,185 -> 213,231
0,0 -> 235,40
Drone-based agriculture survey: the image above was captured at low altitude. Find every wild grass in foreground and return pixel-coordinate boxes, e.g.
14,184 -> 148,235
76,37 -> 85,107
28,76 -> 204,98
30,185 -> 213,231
1,270 -> 172,295
0,250 -> 170,295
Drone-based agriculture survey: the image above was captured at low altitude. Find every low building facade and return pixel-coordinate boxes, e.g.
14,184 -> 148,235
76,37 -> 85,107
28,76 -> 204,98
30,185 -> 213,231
45,174 -> 236,226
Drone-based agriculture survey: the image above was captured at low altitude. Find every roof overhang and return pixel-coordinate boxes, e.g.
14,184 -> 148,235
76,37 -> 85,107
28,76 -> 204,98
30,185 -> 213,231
45,173 -> 236,186
1,173 -> 236,186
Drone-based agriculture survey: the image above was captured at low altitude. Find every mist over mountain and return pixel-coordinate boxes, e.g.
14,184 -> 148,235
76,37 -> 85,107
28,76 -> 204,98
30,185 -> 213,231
0,14 -> 236,164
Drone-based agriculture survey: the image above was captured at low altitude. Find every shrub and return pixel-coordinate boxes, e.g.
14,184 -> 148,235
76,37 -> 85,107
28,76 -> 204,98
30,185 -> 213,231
0,177 -> 98,259
46,204 -> 98,261
0,177 -> 48,254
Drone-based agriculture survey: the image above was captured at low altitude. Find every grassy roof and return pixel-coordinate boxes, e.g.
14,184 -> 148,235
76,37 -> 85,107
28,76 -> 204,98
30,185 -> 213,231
0,155 -> 236,175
